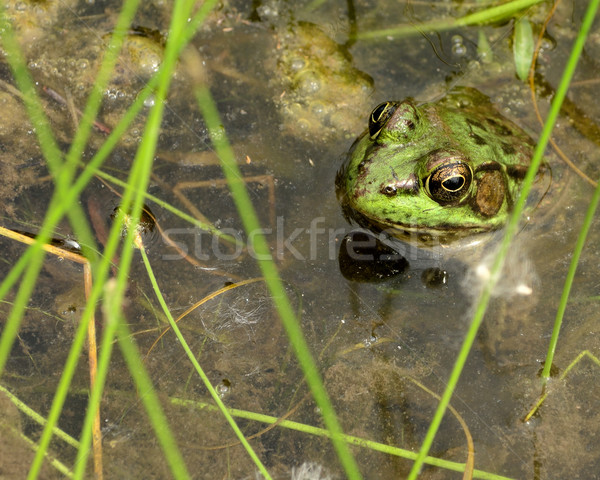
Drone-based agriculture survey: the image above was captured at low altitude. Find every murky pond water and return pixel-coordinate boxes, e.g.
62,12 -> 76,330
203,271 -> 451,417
1,0 -> 600,478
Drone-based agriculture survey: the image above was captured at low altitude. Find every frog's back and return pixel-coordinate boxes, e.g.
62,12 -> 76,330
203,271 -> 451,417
435,87 -> 535,169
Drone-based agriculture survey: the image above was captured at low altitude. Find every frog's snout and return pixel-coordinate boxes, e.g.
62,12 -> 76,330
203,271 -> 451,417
379,173 -> 419,197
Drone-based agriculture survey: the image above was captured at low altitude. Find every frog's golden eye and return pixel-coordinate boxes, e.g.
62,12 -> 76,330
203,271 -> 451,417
369,102 -> 398,139
425,162 -> 472,205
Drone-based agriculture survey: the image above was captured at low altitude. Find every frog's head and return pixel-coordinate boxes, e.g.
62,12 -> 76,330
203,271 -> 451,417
336,98 -> 522,246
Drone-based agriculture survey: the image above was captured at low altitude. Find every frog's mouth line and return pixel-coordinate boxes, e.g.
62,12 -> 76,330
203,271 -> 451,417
344,205 -> 491,246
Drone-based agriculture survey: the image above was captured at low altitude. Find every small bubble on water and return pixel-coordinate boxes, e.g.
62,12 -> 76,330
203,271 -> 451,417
297,71 -> 321,95
289,57 -> 306,72
104,89 -> 117,101
363,336 -> 376,347
451,35 -> 467,57
515,283 -> 533,296
216,379 -> 231,398
143,95 -> 156,108
476,263 -> 490,280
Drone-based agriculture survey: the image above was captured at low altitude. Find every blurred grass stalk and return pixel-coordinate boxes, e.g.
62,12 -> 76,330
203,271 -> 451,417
0,0 -> 218,478
541,155 -> 600,380
190,57 -> 363,478
1,0 -> 360,477
69,0 -> 226,478
407,1 -> 600,478
138,242 -> 271,478
0,2 -> 137,478
171,396 -> 515,480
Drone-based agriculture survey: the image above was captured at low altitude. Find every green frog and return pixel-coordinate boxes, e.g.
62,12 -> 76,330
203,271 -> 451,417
336,87 -> 541,248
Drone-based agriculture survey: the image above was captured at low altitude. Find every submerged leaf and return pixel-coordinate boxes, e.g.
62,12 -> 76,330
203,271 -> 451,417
513,17 -> 534,81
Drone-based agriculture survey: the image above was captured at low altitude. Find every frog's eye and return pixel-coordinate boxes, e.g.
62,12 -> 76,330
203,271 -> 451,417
425,162 -> 472,205
369,102 -> 398,139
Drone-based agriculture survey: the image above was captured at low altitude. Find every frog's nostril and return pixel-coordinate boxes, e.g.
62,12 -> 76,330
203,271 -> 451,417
381,185 -> 397,196
380,174 -> 418,196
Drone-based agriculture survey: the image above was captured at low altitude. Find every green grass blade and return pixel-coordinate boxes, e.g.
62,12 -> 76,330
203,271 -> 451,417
11,2 -> 142,477
110,283 -> 191,480
194,85 -> 362,479
61,0 -> 140,188
76,0 -> 219,477
541,171 -> 600,380
25,277 -> 99,479
357,0 -> 544,40
138,246 -> 272,478
0,4 -> 98,255
0,10 -> 62,172
0,384 -> 80,449
3,421 -> 74,478
3,0 -> 219,476
71,287 -> 120,479
0,9 -> 83,382
92,168 -> 241,245
406,1 -> 600,477
0,0 -> 232,311
171,397 -> 516,480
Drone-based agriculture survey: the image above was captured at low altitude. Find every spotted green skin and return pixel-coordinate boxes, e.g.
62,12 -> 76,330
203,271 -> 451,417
336,87 -> 536,245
